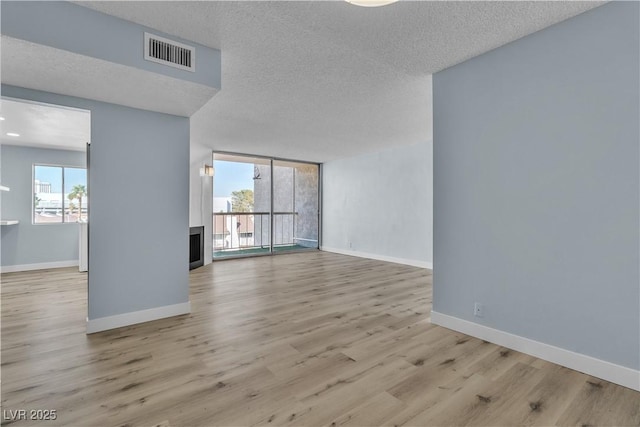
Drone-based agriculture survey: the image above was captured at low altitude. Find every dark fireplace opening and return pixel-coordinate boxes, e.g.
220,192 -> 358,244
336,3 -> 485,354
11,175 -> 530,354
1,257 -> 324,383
189,226 -> 204,270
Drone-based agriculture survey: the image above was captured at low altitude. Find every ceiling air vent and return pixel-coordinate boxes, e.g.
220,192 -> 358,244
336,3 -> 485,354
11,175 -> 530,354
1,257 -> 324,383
144,32 -> 195,72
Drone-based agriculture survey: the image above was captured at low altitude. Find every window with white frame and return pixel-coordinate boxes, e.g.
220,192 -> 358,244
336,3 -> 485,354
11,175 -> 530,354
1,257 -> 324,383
33,165 -> 87,224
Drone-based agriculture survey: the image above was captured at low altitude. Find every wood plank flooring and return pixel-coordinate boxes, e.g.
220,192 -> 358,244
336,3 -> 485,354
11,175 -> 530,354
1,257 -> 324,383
1,251 -> 639,426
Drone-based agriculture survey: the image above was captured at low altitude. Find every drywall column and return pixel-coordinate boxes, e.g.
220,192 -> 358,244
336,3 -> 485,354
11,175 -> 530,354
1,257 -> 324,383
2,86 -> 191,333
432,2 -> 639,389
88,101 -> 190,330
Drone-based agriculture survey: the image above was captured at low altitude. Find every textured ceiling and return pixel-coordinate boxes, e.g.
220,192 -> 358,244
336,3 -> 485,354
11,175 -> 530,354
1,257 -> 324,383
0,97 -> 90,151
1,36 -> 218,117
75,2 -> 605,161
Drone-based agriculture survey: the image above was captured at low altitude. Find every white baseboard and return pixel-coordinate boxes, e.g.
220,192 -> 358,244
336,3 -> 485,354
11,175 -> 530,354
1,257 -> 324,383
431,311 -> 640,391
1,260 -> 79,273
87,302 -> 191,334
321,246 -> 432,270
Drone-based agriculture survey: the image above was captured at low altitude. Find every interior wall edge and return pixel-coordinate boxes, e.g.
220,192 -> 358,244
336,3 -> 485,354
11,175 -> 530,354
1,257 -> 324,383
0,260 -> 79,273
321,246 -> 432,270
431,310 -> 640,392
86,301 -> 191,334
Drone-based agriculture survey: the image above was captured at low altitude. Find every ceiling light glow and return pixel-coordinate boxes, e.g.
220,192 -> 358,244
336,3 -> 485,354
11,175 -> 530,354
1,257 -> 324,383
346,0 -> 398,7
0,117 -> 5,121
6,133 -> 20,137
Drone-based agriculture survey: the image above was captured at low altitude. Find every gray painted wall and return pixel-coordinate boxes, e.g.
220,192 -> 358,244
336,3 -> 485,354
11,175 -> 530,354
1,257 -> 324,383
1,1 -> 221,89
433,2 -> 639,370
2,85 -> 191,321
1,145 -> 85,267
322,140 -> 433,266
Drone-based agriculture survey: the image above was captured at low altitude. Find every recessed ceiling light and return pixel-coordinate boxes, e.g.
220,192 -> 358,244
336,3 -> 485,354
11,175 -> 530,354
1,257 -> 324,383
6,132 -> 20,137
346,0 -> 398,7
0,117 -> 5,121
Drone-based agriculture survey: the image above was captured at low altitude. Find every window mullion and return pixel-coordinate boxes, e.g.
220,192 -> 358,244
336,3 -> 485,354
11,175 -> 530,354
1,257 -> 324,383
61,166 -> 65,223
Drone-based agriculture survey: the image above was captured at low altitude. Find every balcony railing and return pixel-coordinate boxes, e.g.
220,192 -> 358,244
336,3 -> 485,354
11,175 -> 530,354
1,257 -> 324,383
213,212 -> 302,252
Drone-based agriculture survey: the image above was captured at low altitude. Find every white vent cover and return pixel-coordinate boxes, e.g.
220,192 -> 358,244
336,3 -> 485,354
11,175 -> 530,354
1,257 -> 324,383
144,32 -> 195,72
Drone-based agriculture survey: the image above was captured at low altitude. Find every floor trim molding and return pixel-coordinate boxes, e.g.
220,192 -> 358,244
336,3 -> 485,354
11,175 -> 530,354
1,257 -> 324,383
431,310 -> 640,391
321,246 -> 432,270
1,260 -> 78,273
87,302 -> 191,334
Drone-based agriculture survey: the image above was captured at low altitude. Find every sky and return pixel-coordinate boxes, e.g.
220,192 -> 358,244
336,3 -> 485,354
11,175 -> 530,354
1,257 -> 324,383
213,160 -> 255,197
34,166 -> 86,193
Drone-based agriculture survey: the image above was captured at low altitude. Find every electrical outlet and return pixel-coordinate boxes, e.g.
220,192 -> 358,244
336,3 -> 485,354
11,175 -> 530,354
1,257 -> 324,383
474,302 -> 484,318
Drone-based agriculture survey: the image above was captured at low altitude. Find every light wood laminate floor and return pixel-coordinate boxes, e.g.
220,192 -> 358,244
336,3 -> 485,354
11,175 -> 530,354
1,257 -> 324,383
2,252 -> 639,426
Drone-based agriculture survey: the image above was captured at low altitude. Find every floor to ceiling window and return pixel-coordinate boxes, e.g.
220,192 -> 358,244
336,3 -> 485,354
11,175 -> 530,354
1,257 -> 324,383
212,152 -> 319,259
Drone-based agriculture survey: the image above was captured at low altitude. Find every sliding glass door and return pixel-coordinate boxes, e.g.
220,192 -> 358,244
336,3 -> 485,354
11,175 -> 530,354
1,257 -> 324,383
273,160 -> 319,252
212,152 -> 319,259
212,153 -> 271,258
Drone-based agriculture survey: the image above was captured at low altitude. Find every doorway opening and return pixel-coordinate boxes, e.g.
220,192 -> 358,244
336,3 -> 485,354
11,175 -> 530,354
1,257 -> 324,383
0,96 -> 91,328
1,97 -> 91,271
212,152 -> 320,259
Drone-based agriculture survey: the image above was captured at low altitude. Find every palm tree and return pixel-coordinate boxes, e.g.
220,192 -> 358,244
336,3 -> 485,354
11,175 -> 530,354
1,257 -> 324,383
67,201 -> 77,221
68,184 -> 87,221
